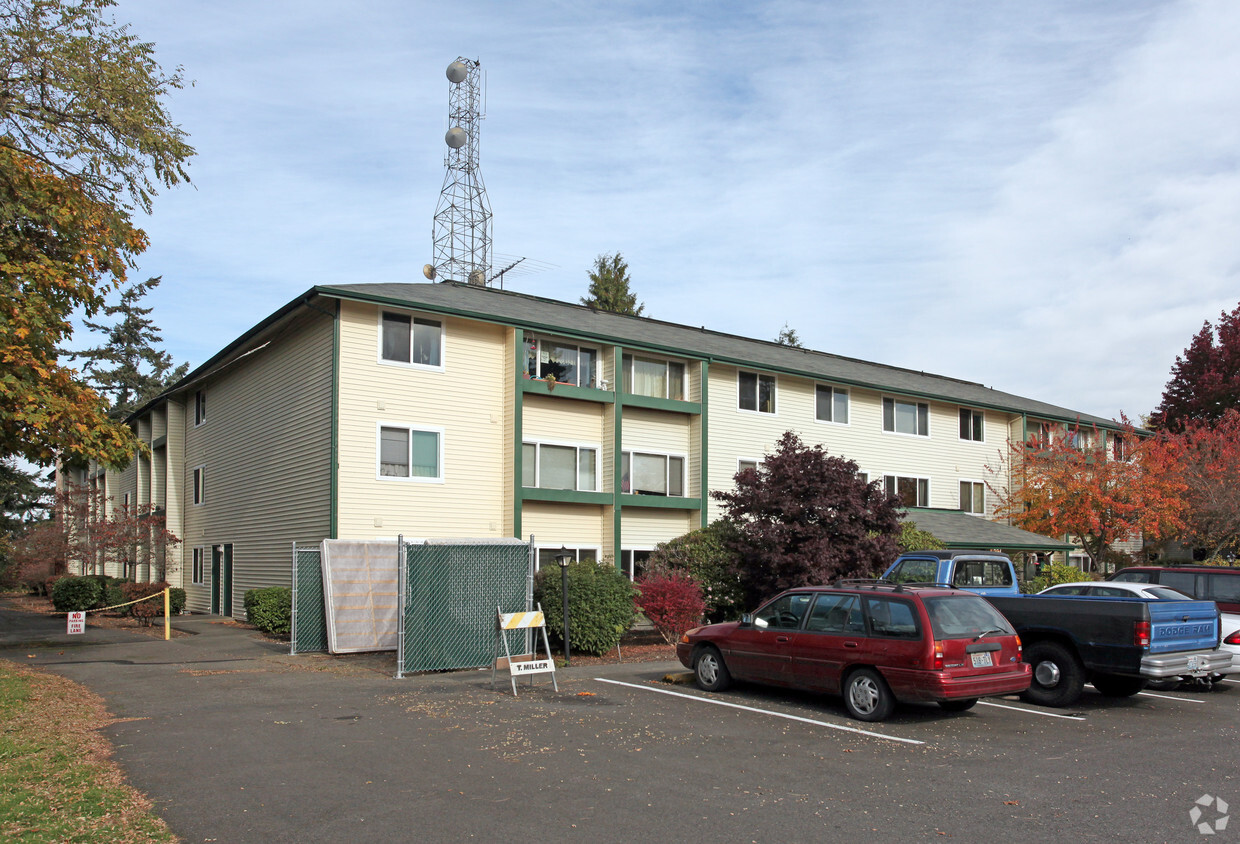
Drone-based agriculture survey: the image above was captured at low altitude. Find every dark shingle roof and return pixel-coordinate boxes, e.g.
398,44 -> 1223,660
320,281 -> 1118,428
903,509 -> 1074,552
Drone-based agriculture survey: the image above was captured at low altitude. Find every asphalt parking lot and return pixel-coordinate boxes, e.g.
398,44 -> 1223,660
4,613 -> 1237,843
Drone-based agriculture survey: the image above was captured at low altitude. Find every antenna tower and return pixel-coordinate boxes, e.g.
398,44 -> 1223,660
429,58 -> 492,286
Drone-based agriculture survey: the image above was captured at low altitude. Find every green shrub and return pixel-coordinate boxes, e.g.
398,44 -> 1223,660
644,521 -> 745,622
169,587 -> 186,615
51,576 -> 102,612
98,577 -> 128,613
897,521 -> 945,553
533,560 -> 636,656
244,586 -> 291,635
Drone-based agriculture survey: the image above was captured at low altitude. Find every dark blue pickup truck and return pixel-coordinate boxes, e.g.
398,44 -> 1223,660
883,551 -> 1230,706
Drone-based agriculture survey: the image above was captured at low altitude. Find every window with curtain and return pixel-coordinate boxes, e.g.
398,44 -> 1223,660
959,481 -> 985,514
522,442 -> 598,491
622,451 -> 685,496
525,337 -> 598,388
379,426 -> 441,480
623,354 -> 686,400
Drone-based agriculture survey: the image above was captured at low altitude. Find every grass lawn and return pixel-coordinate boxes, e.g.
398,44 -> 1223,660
0,659 -> 175,843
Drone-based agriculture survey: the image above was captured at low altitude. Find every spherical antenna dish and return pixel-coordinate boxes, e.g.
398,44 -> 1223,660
445,127 -> 467,149
422,264 -> 437,280
446,61 -> 468,83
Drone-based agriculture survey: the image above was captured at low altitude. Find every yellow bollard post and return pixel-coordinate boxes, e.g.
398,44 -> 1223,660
164,587 -> 170,641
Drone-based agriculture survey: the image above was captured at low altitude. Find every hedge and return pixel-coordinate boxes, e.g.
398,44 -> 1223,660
534,560 -> 636,656
51,577 -> 102,613
244,586 -> 291,635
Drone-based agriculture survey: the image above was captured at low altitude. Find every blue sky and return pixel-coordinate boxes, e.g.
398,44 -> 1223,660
104,0 -> 1240,421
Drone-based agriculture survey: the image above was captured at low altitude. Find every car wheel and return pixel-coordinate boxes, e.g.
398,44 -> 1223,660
843,668 -> 895,722
1090,674 -> 1147,698
693,646 -> 731,692
1020,641 -> 1085,707
1144,678 -> 1181,691
938,698 -> 978,713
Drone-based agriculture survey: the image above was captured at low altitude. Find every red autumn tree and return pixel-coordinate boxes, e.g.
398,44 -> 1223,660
712,431 -> 901,606
1150,302 -> 1240,432
1145,409 -> 1240,559
987,420 -> 1183,572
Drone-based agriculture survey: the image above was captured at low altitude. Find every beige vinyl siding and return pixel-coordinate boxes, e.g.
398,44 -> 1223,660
522,501 -> 606,562
705,363 -> 1020,522
336,300 -> 507,539
621,509 -> 695,547
180,309 -> 334,616
164,400 -> 187,594
523,394 -> 605,445
622,408 -> 691,455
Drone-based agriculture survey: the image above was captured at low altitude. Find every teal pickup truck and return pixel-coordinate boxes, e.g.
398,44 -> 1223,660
882,551 -> 1230,706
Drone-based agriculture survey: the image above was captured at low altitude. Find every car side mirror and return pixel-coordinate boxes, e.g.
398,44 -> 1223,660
739,613 -> 753,627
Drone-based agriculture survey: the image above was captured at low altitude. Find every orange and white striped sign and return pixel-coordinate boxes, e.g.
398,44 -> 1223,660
498,611 -> 545,630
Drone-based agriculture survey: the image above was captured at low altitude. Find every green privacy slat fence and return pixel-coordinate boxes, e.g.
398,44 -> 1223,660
398,540 -> 533,676
290,545 -> 328,655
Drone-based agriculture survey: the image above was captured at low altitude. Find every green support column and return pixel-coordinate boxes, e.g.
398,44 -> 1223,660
329,299 -> 340,539
699,359 -> 710,528
612,345 -> 624,570
513,329 -> 525,540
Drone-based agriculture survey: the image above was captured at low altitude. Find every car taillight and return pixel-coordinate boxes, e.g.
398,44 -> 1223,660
1015,635 -> 1022,656
933,641 -> 944,671
1134,620 -> 1151,648
1225,630 -> 1240,646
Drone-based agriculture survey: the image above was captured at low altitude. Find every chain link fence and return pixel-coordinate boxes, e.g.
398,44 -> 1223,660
397,539 -> 533,677
290,544 -> 327,655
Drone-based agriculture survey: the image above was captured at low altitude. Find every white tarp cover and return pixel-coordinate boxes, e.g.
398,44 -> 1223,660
321,539 -> 399,653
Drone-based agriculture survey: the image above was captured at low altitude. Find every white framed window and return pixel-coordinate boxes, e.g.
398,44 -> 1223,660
959,408 -> 984,442
882,397 -> 929,437
192,466 -> 205,505
621,548 -> 653,581
815,384 -> 849,424
622,451 -> 686,497
522,441 -> 598,491
622,353 -> 686,400
194,390 -> 207,426
122,492 -> 131,510
858,471 -> 870,485
737,457 -> 762,475
379,310 -> 444,369
884,474 -> 929,508
377,424 -> 443,482
959,480 -> 986,514
738,370 -> 776,414
525,336 -> 598,388
535,546 -> 601,571
192,547 -> 206,585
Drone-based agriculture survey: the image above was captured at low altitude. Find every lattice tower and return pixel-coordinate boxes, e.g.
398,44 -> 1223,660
431,58 -> 492,285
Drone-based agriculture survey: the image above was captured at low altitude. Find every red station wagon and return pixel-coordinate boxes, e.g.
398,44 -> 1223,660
676,582 -> 1032,722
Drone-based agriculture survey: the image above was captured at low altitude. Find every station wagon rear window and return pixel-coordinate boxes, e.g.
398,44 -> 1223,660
863,597 -> 920,639
923,596 -> 1015,640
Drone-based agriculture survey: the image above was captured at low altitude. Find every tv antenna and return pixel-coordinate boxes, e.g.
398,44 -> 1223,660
429,58 -> 492,285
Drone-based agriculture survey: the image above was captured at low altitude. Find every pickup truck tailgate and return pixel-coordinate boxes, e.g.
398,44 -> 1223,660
1148,601 -> 1220,653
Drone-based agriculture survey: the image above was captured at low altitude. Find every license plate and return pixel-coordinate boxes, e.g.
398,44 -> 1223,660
971,652 -> 993,668
1186,655 -> 1200,671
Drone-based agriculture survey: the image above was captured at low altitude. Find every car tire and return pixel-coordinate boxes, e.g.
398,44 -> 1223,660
1090,674 -> 1147,698
1021,641 -> 1085,707
938,698 -> 978,712
843,668 -> 895,722
693,646 -> 731,692
1144,678 -> 1181,691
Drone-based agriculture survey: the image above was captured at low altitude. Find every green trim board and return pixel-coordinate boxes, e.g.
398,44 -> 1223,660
520,488 -> 612,506
619,494 -> 702,510
620,393 -> 700,414
699,359 -> 709,529
151,434 -> 168,449
329,299 -> 340,539
520,378 -> 615,403
612,345 -> 624,569
513,329 -> 525,540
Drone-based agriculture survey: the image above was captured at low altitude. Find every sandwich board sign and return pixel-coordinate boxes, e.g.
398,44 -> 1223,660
491,605 -> 558,696
67,612 -> 86,635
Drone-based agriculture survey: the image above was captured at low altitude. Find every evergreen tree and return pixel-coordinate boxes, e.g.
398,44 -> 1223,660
775,324 -> 803,348
74,277 -> 189,420
581,252 -> 645,316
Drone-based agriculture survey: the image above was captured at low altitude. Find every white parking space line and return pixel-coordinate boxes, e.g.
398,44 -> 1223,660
594,679 -> 926,746
1137,691 -> 1206,703
976,700 -> 1086,720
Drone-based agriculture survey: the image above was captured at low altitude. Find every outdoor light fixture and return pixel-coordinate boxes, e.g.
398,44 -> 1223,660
556,546 -> 572,666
